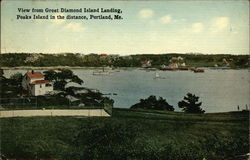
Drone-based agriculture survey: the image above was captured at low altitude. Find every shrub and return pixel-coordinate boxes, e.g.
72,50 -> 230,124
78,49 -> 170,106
131,95 -> 174,111
178,93 -> 205,113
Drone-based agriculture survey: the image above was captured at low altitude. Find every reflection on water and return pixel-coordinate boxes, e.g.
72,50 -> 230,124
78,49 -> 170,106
4,69 -> 250,113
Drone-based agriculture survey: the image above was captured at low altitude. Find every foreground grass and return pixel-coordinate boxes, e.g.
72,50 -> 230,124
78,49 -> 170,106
1,108 -> 249,160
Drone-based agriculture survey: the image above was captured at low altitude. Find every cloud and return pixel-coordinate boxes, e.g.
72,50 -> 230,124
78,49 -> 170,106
191,23 -> 204,33
210,17 -> 230,32
159,15 -> 172,24
138,9 -> 154,19
64,22 -> 86,32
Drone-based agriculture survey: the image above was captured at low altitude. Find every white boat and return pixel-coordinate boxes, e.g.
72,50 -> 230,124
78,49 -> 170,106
93,71 -> 111,75
93,67 -> 112,75
155,73 -> 160,78
154,72 -> 165,79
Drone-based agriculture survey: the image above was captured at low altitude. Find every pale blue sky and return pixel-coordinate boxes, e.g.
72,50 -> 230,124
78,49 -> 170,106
1,0 -> 249,55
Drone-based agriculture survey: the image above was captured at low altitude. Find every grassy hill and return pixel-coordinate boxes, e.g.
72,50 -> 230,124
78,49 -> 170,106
1,108 -> 249,160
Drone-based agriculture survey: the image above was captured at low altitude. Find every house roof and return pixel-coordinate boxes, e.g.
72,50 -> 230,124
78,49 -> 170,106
26,72 -> 44,79
31,80 -> 52,85
99,53 -> 108,56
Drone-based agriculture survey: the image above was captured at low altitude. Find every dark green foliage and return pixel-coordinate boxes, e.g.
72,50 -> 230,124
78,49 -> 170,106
36,95 -> 70,107
1,109 -> 249,160
0,68 -> 4,76
131,95 -> 174,111
10,73 -> 23,83
43,69 -> 83,91
178,93 -> 205,113
0,72 -> 23,98
42,70 -> 56,80
76,120 -> 143,160
64,86 -> 114,108
0,53 -> 249,68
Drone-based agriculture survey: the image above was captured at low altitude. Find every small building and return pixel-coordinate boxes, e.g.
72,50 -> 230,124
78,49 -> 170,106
169,56 -> 186,67
169,63 -> 178,68
222,58 -> 230,67
141,60 -> 152,68
99,53 -> 108,57
22,71 -> 53,96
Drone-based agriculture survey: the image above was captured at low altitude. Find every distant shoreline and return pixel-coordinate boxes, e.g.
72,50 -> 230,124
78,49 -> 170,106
1,66 -> 139,70
1,66 -> 247,70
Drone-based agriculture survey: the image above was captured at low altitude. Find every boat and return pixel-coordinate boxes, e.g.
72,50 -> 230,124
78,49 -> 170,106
155,72 -> 160,78
153,72 -> 166,79
193,69 -> 205,73
93,67 -> 111,75
93,71 -> 111,75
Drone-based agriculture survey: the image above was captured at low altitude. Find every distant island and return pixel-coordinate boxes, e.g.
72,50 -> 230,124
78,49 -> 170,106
0,53 -> 249,69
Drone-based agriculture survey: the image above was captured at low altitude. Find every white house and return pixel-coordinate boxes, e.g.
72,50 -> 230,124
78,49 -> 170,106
22,71 -> 53,96
141,60 -> 152,68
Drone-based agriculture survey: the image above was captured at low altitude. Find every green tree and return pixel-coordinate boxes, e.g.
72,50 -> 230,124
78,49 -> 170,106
131,95 -> 174,111
43,69 -> 83,91
178,93 -> 205,113
10,73 -> 23,83
0,73 -> 23,97
0,69 -> 5,82
0,68 -> 4,77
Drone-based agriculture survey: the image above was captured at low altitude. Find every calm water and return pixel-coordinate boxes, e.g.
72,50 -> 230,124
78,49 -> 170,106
4,69 -> 250,113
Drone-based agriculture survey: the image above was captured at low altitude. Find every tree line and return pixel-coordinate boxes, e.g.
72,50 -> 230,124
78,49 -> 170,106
0,53 -> 249,68
131,93 -> 205,113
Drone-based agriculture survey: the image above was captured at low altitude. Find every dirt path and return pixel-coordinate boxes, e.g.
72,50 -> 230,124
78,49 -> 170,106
0,109 -> 110,118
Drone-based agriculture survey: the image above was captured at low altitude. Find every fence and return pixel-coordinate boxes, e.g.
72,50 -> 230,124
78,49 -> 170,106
0,97 -> 112,115
0,109 -> 111,118
0,97 -> 85,109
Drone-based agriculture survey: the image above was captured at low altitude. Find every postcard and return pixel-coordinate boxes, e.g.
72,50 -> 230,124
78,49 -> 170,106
0,0 -> 249,160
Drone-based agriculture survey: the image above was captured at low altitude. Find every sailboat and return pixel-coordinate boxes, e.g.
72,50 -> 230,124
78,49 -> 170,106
153,72 -> 165,79
155,72 -> 160,78
93,67 -> 111,75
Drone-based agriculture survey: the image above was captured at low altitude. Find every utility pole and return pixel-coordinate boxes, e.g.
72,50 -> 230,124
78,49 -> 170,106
36,97 -> 38,109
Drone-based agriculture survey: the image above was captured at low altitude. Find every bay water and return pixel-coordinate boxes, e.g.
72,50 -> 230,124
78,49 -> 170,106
4,68 -> 250,113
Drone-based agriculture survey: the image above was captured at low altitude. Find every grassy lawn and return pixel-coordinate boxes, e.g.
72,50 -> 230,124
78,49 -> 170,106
0,108 -> 249,160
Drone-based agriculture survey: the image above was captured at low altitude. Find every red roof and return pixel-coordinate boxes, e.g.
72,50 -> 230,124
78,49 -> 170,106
99,53 -> 108,56
26,72 -> 44,79
31,80 -> 52,85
